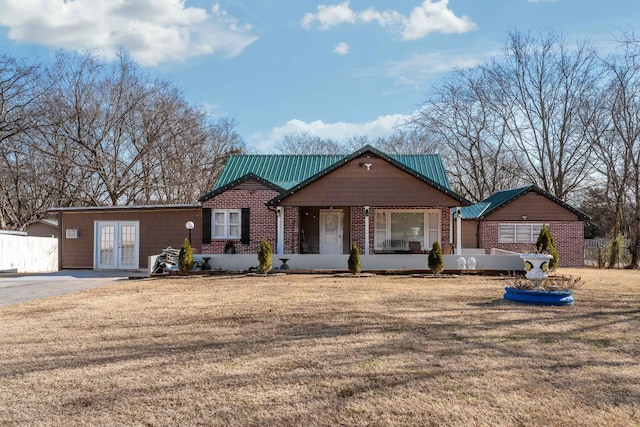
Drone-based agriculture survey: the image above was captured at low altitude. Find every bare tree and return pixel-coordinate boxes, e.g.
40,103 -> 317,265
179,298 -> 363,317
0,53 -> 40,146
33,50 -> 245,207
410,66 -> 522,201
490,31 -> 599,200
590,33 -> 640,267
275,131 -> 343,154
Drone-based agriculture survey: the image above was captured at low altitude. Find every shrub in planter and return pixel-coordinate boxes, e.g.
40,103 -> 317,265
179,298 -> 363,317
536,226 -> 559,270
257,239 -> 272,274
178,237 -> 194,275
348,241 -> 362,274
428,241 -> 444,274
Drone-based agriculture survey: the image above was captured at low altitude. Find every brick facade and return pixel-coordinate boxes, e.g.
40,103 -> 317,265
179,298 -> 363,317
479,221 -> 584,267
201,189 -> 278,254
283,206 -> 300,254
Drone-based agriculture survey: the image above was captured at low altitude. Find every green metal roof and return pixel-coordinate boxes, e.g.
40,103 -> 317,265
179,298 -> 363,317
459,202 -> 491,219
210,147 -> 452,193
388,154 -> 451,189
460,185 -> 590,220
213,154 -> 345,191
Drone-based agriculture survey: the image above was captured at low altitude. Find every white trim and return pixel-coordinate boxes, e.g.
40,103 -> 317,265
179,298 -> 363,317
455,207 -> 462,255
212,209 -> 242,239
498,223 -> 545,243
276,206 -> 284,254
94,221 -> 140,270
374,209 -> 441,251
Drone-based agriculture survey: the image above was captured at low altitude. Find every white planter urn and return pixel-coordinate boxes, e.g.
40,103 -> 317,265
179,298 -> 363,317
520,254 -> 553,280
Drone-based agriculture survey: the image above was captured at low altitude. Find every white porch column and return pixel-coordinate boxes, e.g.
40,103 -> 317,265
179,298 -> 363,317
364,206 -> 370,255
276,206 -> 284,254
455,207 -> 462,255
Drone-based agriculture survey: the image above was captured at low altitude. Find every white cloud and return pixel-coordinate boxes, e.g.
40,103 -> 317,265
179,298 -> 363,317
301,0 -> 475,39
0,0 -> 257,66
249,114 -> 410,153
333,42 -> 350,55
401,0 -> 476,40
384,51 -> 489,86
301,1 -> 356,30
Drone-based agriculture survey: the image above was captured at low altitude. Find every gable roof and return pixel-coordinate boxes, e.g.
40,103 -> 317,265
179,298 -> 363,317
460,185 -> 590,220
203,145 -> 468,204
268,145 -> 467,205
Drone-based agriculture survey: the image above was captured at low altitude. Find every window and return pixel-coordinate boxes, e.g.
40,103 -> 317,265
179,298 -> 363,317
213,209 -> 241,239
498,224 -> 544,243
374,209 -> 440,251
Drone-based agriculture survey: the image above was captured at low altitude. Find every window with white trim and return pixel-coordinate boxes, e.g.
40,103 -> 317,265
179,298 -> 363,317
374,209 -> 440,251
213,209 -> 241,239
498,223 -> 544,243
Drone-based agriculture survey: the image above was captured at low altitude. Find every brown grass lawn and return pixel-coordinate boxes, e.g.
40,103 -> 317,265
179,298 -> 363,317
1,268 -> 639,426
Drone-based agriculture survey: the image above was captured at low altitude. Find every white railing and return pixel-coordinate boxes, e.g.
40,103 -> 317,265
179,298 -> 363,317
0,231 -> 58,273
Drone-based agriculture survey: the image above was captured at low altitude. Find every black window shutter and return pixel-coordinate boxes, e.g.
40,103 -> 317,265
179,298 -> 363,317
241,208 -> 250,244
202,208 -> 212,244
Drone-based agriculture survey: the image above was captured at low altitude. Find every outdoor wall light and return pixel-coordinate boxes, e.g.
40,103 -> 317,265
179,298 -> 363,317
185,220 -> 195,244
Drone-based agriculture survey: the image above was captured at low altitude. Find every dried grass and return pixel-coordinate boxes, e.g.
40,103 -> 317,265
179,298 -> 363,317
1,268 -> 638,426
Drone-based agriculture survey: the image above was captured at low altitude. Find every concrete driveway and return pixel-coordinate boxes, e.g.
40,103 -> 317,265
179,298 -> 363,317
0,270 -> 146,307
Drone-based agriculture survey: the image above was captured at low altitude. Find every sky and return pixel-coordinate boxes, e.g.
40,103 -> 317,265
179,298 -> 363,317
0,0 -> 638,153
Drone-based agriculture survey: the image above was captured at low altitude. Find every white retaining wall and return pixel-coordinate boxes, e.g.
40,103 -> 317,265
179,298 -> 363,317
0,231 -> 58,273
149,253 -> 524,275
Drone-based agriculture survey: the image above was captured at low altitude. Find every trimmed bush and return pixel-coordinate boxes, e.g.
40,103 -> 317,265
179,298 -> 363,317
258,239 -> 273,274
348,241 -> 362,274
428,241 -> 444,274
178,237 -> 194,275
536,226 -> 559,270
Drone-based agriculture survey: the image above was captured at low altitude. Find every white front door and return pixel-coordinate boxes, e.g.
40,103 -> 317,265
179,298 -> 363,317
319,210 -> 344,254
95,221 -> 140,270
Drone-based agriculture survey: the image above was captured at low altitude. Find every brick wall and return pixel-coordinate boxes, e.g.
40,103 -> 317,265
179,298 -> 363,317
201,189 -> 278,254
480,220 -> 584,267
283,206 -> 300,254
351,207 -> 366,253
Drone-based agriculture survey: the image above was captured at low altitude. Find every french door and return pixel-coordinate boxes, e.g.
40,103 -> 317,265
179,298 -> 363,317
95,221 -> 139,270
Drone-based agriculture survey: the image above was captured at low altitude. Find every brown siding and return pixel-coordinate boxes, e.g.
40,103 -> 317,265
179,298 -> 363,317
280,155 -> 460,207
461,220 -> 479,248
485,193 -> 578,221
59,207 -> 202,269
25,222 -> 60,238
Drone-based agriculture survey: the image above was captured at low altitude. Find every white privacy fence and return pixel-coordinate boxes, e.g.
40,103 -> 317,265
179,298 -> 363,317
0,231 -> 58,273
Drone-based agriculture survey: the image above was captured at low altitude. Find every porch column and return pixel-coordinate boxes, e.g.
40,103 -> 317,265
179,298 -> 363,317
364,206 -> 370,255
276,206 -> 284,254
455,207 -> 462,255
